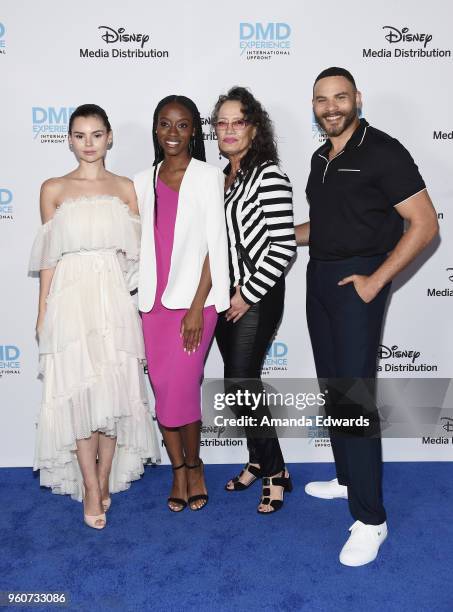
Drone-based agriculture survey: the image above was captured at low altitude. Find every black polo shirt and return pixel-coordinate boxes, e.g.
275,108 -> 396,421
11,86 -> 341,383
306,118 -> 426,260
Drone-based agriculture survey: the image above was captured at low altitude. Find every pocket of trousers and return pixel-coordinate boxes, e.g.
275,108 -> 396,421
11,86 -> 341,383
350,282 -> 368,304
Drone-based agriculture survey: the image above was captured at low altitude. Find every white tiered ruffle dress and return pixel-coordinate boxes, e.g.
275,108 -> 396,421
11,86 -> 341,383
29,195 -> 160,502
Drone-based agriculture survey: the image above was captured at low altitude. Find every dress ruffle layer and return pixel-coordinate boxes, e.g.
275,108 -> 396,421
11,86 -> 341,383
30,196 -> 160,502
36,352 -> 159,501
29,196 -> 140,291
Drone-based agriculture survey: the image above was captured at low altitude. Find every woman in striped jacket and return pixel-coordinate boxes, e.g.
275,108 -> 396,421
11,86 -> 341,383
212,87 -> 297,514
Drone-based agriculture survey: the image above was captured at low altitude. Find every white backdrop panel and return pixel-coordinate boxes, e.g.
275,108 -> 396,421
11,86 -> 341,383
0,0 -> 452,465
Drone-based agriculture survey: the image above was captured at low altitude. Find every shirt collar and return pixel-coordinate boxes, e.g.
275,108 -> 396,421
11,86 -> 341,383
223,163 -> 246,194
319,117 -> 369,157
223,163 -> 244,177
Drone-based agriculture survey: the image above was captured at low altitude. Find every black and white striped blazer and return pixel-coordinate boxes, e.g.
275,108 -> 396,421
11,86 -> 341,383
224,160 -> 297,305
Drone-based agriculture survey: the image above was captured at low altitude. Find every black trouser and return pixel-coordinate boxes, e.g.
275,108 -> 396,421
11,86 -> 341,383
215,277 -> 285,477
306,255 -> 390,525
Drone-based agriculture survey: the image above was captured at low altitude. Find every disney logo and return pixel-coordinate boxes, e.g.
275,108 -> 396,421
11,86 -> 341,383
378,344 -> 421,363
383,26 -> 432,48
201,424 -> 226,438
440,417 -> 453,433
98,26 -> 149,48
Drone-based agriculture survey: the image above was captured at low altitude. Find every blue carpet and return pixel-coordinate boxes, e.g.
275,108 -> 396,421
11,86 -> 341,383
0,462 -> 452,612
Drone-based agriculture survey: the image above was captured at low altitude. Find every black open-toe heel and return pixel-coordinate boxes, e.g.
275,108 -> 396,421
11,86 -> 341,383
225,462 -> 261,491
186,459 -> 208,511
257,468 -> 293,514
167,463 -> 187,513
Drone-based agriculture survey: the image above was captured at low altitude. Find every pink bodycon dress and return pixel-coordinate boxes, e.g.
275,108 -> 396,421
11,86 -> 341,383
141,178 -> 218,428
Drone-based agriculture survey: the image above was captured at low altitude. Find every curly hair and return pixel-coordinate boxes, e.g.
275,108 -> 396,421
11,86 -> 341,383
211,86 -> 279,174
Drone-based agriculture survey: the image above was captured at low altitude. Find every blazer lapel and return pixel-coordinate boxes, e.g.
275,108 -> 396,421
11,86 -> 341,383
163,158 -> 196,300
172,157 -> 194,252
138,166 -> 160,311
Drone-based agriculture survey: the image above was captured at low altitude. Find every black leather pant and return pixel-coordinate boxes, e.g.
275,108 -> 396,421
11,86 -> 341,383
215,277 -> 285,477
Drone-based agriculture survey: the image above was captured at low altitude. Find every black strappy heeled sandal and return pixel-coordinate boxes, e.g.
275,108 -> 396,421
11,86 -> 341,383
225,462 -> 261,491
257,468 -> 293,514
186,459 -> 208,511
167,463 -> 187,513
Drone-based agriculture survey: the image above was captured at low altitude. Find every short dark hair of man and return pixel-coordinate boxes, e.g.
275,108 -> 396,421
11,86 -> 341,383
314,67 -> 357,90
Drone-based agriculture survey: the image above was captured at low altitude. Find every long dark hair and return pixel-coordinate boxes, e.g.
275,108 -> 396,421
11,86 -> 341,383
68,104 -> 111,134
152,95 -> 205,165
151,95 -> 206,225
211,86 -> 279,175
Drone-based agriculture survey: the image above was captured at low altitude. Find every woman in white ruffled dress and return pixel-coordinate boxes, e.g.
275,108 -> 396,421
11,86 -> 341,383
29,104 -> 160,529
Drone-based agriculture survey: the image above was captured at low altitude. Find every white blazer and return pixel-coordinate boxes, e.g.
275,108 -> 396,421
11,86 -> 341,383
134,158 -> 230,313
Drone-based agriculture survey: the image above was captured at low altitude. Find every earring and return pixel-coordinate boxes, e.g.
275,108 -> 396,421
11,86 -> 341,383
107,140 -> 113,150
69,143 -> 73,151
218,151 -> 222,160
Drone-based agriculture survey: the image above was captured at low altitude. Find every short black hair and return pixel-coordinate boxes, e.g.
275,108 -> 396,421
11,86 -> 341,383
68,104 -> 111,134
314,67 -> 356,90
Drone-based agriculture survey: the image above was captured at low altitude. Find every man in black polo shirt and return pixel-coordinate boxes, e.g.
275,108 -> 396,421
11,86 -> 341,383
295,67 -> 438,566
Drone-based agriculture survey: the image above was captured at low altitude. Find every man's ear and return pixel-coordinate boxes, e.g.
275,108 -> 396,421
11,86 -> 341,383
356,89 -> 363,113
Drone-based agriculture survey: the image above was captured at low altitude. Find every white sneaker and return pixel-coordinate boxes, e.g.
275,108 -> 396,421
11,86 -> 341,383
339,520 -> 388,567
304,478 -> 348,499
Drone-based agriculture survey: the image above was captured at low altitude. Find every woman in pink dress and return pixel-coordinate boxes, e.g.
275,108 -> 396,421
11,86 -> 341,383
134,96 -> 229,512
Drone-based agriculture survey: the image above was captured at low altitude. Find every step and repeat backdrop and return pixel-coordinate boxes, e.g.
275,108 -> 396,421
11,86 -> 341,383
1,1 -> 452,466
